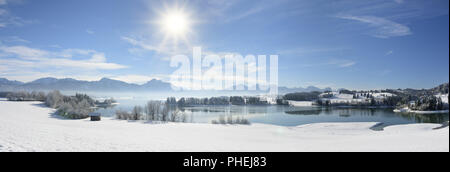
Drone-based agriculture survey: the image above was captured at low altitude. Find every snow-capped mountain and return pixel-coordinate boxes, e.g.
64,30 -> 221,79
0,77 -> 173,92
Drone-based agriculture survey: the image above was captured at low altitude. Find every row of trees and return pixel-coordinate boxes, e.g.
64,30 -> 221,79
6,91 -> 47,101
166,96 -> 269,107
118,100 -> 252,125
211,115 -> 250,125
339,89 -> 399,95
281,89 -> 434,108
409,96 -> 448,111
94,98 -> 117,108
6,91 -> 96,119
116,101 -> 187,123
282,92 -> 322,101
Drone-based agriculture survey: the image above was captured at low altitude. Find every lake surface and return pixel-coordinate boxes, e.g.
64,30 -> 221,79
93,97 -> 449,127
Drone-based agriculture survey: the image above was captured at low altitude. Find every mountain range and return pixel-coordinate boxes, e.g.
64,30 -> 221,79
0,77 -> 172,92
0,77 -> 330,94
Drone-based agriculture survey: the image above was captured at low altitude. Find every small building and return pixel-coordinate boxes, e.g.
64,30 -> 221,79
89,112 -> 101,121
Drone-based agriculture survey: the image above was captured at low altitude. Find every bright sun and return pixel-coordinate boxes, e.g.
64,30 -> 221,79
162,11 -> 189,35
159,9 -> 191,39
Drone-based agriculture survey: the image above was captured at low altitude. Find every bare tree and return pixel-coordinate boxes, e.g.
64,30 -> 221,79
227,115 -> 233,124
170,110 -> 180,122
161,104 -> 169,122
131,106 -> 143,120
181,113 -> 187,123
145,101 -> 161,121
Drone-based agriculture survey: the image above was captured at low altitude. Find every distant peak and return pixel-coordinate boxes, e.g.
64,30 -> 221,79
147,79 -> 162,83
0,78 -> 24,85
32,77 -> 58,82
99,77 -> 116,82
37,77 -> 58,80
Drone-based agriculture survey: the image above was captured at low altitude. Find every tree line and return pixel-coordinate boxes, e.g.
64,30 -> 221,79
6,91 -> 98,119
115,101 -> 187,123
166,96 -> 270,107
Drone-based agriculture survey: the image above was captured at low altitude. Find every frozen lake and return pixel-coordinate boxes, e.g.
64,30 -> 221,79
87,93 -> 449,127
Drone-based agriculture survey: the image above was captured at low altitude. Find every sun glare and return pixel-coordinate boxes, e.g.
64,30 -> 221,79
158,9 -> 191,39
162,11 -> 189,35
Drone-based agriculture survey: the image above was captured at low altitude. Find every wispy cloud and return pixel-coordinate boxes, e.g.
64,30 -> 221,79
338,61 -> 356,68
300,59 -> 357,68
121,36 -> 193,60
0,8 -> 35,28
0,44 -> 129,83
0,0 -> 7,5
86,29 -> 95,35
197,0 -> 289,23
0,0 -> 25,6
224,6 -> 267,23
328,59 -> 357,68
121,36 -> 161,53
0,8 -> 6,15
1,36 -> 31,43
0,45 -> 127,70
278,47 -> 348,56
336,14 -> 412,38
385,50 -> 394,56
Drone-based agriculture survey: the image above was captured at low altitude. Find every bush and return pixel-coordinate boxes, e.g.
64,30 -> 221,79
45,90 -> 63,108
57,100 -> 91,119
56,96 -> 93,119
6,91 -> 46,101
115,110 -> 132,120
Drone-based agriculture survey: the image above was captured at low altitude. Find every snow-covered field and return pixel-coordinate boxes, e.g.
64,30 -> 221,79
0,99 -> 448,152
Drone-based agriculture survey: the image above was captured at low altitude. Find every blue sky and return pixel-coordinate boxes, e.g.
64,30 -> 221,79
0,0 -> 448,90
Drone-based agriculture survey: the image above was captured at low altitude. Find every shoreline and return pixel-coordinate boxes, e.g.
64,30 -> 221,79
394,108 -> 449,114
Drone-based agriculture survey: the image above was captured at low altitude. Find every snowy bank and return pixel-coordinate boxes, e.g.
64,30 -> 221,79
0,100 -> 448,152
394,107 -> 449,114
288,100 -> 314,107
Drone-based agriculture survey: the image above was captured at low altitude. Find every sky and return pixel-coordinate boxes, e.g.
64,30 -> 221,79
0,0 -> 448,90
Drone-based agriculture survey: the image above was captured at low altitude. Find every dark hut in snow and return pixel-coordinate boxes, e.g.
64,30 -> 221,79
89,112 -> 101,121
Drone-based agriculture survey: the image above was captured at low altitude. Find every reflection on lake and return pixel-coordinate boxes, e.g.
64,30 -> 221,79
94,98 -> 449,127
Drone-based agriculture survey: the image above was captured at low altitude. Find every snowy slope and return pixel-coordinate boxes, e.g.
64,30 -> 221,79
0,99 -> 448,152
437,94 -> 448,104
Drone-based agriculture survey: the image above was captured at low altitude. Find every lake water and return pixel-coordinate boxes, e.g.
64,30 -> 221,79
93,97 -> 449,127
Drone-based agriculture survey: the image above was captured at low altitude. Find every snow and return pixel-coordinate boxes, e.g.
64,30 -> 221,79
319,92 -> 397,105
436,94 -> 448,104
393,106 -> 449,114
405,110 -> 449,114
288,100 -> 314,107
0,99 -> 448,152
334,93 -> 354,99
